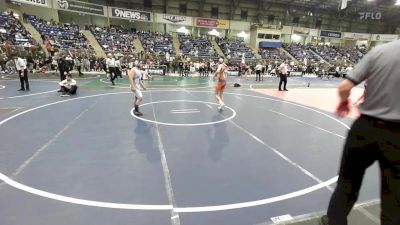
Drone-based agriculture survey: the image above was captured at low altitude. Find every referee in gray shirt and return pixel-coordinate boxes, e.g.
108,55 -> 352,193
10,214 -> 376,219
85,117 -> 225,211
320,40 -> 400,225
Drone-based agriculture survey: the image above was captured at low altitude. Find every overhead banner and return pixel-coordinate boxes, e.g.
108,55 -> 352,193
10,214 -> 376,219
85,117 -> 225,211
155,13 -> 192,26
293,27 -> 309,35
343,32 -> 370,40
110,7 -> 151,21
371,34 -> 398,42
10,0 -> 50,7
320,30 -> 342,38
196,18 -> 229,29
56,0 -> 106,16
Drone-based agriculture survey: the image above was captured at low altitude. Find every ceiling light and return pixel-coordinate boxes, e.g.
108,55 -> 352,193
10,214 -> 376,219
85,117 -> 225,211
237,31 -> 248,38
208,29 -> 220,36
177,26 -> 189,34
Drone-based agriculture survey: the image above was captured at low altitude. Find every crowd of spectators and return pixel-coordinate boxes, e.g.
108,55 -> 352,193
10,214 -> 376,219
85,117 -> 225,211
137,31 -> 175,56
258,48 -> 290,62
0,10 -> 374,78
301,44 -> 366,64
23,14 -> 93,51
89,25 -> 137,55
283,43 -> 322,63
308,45 -> 339,63
334,46 -> 366,63
0,11 -> 37,47
216,37 -> 255,60
179,34 -> 219,60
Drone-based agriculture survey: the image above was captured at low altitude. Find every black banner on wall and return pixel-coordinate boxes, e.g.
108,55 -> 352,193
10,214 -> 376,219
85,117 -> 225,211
57,0 -> 105,16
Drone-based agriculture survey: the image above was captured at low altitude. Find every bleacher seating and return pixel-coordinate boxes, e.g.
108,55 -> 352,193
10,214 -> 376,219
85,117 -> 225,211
216,37 -> 254,59
284,43 -> 321,63
89,25 -> 136,55
259,48 -> 290,62
178,34 -> 219,59
137,31 -> 175,56
0,11 -> 37,47
24,14 -> 92,50
309,45 -> 339,63
308,45 -> 366,64
335,46 -> 365,63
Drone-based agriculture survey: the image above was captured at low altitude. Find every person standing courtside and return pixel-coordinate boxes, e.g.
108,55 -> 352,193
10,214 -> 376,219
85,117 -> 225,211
278,60 -> 289,91
320,40 -> 400,225
214,58 -> 227,111
128,62 -> 146,116
57,54 -> 69,92
13,54 -> 29,91
106,53 -> 116,85
75,57 -> 83,77
255,61 -> 263,82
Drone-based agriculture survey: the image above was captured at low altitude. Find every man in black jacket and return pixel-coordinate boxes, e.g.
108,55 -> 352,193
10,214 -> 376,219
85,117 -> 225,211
57,54 -> 69,92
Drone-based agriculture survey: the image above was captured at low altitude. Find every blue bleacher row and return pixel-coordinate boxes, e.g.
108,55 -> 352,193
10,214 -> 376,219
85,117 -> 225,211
138,31 -> 175,56
179,34 -> 219,60
0,12 -> 37,47
23,14 -> 92,50
89,25 -> 136,54
1,11 -> 368,66
216,37 -> 255,60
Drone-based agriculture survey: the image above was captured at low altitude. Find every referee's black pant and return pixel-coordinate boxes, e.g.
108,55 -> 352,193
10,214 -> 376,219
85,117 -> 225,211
326,115 -> 400,225
61,85 -> 78,95
278,73 -> 287,90
256,70 -> 261,81
18,69 -> 29,90
109,67 -> 116,82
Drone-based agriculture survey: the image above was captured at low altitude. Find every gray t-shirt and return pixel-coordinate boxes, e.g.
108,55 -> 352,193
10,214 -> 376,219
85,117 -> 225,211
346,40 -> 400,122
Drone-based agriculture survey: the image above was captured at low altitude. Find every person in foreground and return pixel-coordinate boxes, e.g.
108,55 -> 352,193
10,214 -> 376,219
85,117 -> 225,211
320,40 -> 400,225
128,62 -> 146,117
214,58 -> 227,111
59,74 -> 77,96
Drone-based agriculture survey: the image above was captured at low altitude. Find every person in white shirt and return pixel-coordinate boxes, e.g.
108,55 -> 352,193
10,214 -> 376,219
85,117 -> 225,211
255,62 -> 263,81
12,54 -> 29,91
278,60 -> 289,91
74,57 -> 83,77
106,53 -> 116,85
65,55 -> 73,71
59,74 -> 77,96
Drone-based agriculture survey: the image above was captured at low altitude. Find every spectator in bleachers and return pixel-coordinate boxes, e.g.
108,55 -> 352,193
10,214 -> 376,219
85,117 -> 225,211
89,25 -> 137,56
284,43 -> 321,63
216,37 -> 255,60
179,34 -> 218,60
24,14 -> 93,52
0,11 -> 37,48
138,31 -> 175,59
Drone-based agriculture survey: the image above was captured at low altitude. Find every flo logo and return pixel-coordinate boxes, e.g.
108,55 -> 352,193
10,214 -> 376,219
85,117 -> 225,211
359,12 -> 382,20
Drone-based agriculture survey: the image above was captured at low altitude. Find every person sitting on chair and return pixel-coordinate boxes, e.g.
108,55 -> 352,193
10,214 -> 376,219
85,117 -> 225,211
59,74 -> 77,96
